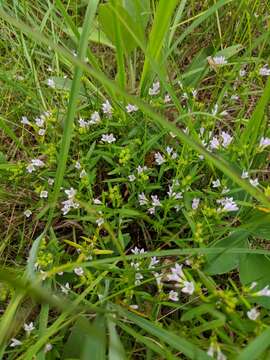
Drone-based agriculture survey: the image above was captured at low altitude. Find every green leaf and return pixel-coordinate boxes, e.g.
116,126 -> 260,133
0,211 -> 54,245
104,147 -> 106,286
108,319 -> 126,360
240,254 -> 270,287
237,326 -> 270,360
205,230 -> 249,275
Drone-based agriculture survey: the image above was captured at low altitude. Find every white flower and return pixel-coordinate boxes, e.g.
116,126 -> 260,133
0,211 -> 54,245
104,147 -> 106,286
131,261 -> 140,270
101,133 -> 116,143
149,256 -> 159,269
239,69 -> 246,77
169,131 -> 177,138
250,281 -> 257,290
212,179 -> 221,188
166,146 -> 173,155
151,195 -> 161,207
75,161 -> 81,169
38,129 -> 46,136
247,308 -> 260,321
35,117 -> 44,127
102,100 -> 113,116
217,197 -> 239,212
221,131 -> 233,148
256,285 -> 270,297
212,56 -> 227,65
209,137 -> 220,150
47,78 -> 55,88
167,263 -> 184,282
164,94 -> 171,103
138,192 -> 148,206
74,267 -> 84,276
10,338 -> 22,347
217,349 -> 227,360
181,281 -> 195,295
26,164 -> 35,173
78,118 -> 88,128
259,137 -> 270,149
212,104 -> 218,116
135,272 -> 143,285
249,178 -> 259,187
80,169 -> 87,178
137,165 -> 148,174
24,322 -> 35,334
191,89 -> 198,98
230,94 -> 239,101
241,170 -> 249,179
21,116 -> 30,125
65,187 -> 76,199
131,247 -> 145,255
128,174 -> 136,182
40,190 -> 48,198
126,104 -> 138,113
154,152 -> 166,165
167,186 -> 182,199
129,304 -> 139,310
44,343 -> 53,353
60,282 -> 70,295
259,65 -> 270,76
96,217 -> 104,227
31,159 -> 45,167
93,198 -> 102,205
149,81 -> 160,96
148,207 -> 155,214
207,345 -> 215,357
24,209 -> 32,218
221,186 -> 230,194
169,290 -> 179,302
192,198 -> 200,210
89,111 -> 101,125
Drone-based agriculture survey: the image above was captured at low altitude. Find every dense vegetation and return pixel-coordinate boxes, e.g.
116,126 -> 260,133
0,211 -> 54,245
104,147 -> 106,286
0,0 -> 270,359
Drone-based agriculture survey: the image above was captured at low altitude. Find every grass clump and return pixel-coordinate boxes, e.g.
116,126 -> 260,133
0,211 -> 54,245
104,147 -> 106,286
0,0 -> 270,359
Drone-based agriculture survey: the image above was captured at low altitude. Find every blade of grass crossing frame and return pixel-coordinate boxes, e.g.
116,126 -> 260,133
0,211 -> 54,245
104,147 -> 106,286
46,0 -> 99,227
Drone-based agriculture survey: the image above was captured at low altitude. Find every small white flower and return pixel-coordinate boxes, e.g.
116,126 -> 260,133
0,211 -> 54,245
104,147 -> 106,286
129,304 -> 139,310
24,322 -> 35,334
164,94 -> 171,103
169,290 -> 179,302
31,159 -> 45,167
239,69 -> 246,77
207,345 -> 215,357
35,117 -> 44,127
102,100 -> 113,116
217,349 -> 227,360
149,81 -> 160,96
128,174 -> 136,182
60,282 -> 70,295
221,186 -> 230,194
257,285 -> 270,297
148,207 -> 155,215
96,217 -> 104,227
212,56 -> 227,66
149,256 -> 159,269
221,131 -> 233,148
192,198 -> 200,210
209,137 -> 220,150
80,169 -> 87,178
93,198 -> 102,205
10,338 -> 22,347
249,178 -> 259,187
21,116 -> 30,125
181,281 -> 195,295
137,165 -> 148,174
230,94 -> 239,101
151,195 -> 161,207
26,164 -> 35,173
241,170 -> 249,179
78,118 -> 88,128
126,104 -> 138,113
65,187 -> 76,199
38,128 -> 46,136
131,261 -> 140,270
169,131 -> 177,138
135,272 -> 143,285
167,263 -> 184,282
212,179 -> 221,188
259,65 -> 270,76
89,111 -> 101,125
131,247 -> 145,255
24,209 -> 32,218
75,161 -> 81,169
250,281 -> 257,290
247,308 -> 260,321
47,78 -> 55,88
101,133 -> 116,143
259,137 -> 270,149
40,190 -> 48,198
155,152 -> 166,165
138,192 -> 148,206
74,267 -> 84,276
183,127 -> 189,134
44,343 -> 53,353
217,197 -> 239,212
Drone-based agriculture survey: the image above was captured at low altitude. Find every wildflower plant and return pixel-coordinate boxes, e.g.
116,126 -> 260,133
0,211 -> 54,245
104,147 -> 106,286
0,0 -> 270,359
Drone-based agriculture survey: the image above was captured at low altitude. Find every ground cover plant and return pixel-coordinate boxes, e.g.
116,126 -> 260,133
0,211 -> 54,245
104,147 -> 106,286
0,0 -> 270,358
